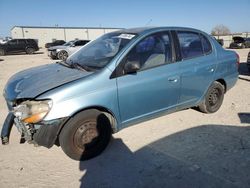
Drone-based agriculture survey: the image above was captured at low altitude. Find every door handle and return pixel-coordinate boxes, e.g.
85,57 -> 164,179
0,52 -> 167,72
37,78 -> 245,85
168,77 -> 178,83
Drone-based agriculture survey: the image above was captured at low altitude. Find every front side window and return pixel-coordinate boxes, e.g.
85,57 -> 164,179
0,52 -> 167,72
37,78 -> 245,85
74,40 -> 89,46
8,39 -> 18,45
177,32 -> 203,59
65,32 -> 137,71
123,32 -> 172,71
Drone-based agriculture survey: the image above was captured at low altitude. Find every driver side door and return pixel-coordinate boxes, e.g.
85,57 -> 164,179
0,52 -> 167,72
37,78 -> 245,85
115,32 -> 181,125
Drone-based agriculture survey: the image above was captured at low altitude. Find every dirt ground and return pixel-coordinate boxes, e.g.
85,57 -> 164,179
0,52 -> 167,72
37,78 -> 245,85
0,48 -> 249,188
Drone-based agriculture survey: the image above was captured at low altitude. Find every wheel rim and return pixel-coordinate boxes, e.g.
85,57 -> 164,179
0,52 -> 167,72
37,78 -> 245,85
27,48 -> 34,54
208,88 -> 221,107
59,51 -> 68,60
73,121 -> 99,151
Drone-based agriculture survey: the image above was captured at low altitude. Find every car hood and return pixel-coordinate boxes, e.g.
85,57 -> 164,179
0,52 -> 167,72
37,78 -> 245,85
48,45 -> 68,50
4,63 -> 92,101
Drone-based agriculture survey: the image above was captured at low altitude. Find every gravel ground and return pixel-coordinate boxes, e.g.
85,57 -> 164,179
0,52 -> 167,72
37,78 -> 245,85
0,49 -> 249,188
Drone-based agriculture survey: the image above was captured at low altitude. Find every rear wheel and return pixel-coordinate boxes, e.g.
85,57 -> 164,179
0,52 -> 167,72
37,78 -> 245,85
26,47 -> 35,54
58,50 -> 68,61
59,109 -> 112,161
0,49 -> 5,56
198,81 -> 225,113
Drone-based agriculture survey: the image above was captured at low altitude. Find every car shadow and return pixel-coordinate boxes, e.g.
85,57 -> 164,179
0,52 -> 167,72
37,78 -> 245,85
238,113 -> 250,124
238,62 -> 249,76
4,51 -> 44,56
79,124 -> 250,188
238,77 -> 250,82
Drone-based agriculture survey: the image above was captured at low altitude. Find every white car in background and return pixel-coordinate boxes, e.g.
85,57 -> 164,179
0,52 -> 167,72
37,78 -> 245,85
48,40 -> 90,60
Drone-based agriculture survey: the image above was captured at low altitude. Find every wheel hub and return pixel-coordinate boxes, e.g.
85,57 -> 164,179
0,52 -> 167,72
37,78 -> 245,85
209,88 -> 219,105
74,122 -> 99,150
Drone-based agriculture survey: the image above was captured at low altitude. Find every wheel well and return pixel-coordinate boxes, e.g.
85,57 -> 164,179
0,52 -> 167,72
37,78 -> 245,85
25,46 -> 34,49
216,79 -> 227,93
69,106 -> 117,133
54,106 -> 118,147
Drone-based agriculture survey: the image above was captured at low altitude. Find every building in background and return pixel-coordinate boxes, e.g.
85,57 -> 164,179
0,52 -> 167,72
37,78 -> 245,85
11,26 -> 122,47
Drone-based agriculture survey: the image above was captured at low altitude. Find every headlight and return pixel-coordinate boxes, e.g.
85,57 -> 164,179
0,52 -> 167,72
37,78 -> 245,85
13,100 -> 52,123
56,49 -> 62,52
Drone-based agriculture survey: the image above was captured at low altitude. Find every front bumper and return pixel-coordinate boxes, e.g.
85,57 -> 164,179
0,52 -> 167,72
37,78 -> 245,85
33,117 -> 68,148
47,50 -> 57,58
1,112 -> 68,148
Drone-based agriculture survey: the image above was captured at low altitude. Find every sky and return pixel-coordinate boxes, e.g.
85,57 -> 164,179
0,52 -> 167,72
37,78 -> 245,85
0,0 -> 249,37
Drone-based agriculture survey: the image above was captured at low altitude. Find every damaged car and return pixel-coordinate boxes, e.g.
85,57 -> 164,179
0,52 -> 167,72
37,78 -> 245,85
1,27 -> 239,161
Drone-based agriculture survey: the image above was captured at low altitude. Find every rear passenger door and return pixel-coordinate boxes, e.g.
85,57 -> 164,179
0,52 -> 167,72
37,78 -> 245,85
16,40 -> 26,51
175,31 -> 216,107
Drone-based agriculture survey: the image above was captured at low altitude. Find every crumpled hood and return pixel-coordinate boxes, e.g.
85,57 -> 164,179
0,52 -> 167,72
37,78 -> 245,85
4,63 -> 92,101
48,45 -> 68,50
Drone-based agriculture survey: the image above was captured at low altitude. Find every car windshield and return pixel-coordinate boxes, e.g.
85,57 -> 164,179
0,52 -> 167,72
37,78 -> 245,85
65,32 -> 137,71
63,41 -> 74,46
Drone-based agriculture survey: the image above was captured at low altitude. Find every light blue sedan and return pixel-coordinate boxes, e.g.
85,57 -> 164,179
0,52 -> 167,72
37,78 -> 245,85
1,27 -> 239,160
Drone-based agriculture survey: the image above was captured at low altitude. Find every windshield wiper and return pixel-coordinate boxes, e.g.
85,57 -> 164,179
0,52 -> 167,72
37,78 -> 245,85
57,61 -> 71,68
72,62 -> 92,71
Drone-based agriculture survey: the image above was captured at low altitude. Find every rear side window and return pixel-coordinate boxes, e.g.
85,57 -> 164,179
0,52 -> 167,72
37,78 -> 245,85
200,34 -> 212,54
177,31 -> 203,59
18,40 -> 26,45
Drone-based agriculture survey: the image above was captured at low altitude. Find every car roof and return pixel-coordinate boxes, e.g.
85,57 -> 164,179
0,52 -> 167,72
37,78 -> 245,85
116,26 -> 205,35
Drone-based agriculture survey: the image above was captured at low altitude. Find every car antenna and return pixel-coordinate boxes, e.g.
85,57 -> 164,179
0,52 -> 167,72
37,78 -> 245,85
145,19 -> 152,26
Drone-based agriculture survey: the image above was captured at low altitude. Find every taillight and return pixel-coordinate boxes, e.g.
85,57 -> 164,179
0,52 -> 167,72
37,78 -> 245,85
236,53 -> 240,68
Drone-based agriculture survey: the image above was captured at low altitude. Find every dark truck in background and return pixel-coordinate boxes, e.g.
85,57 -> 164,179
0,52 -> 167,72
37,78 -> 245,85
0,39 -> 39,55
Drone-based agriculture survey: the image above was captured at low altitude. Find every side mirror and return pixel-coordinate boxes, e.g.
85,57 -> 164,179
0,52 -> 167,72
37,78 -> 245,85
71,44 -> 75,47
124,60 -> 140,74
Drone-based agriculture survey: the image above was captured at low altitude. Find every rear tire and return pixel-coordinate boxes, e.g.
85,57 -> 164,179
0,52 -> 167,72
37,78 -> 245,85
198,81 -> 224,113
58,50 -> 68,61
26,47 -> 35,54
59,109 -> 112,161
0,49 -> 5,56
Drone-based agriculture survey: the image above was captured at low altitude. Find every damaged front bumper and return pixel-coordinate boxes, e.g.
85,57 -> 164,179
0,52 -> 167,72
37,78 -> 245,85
1,112 -> 68,148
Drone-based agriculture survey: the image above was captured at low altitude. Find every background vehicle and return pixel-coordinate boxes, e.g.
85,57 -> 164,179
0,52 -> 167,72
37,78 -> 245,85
229,36 -> 250,49
47,39 -> 89,60
1,27 -> 239,161
247,51 -> 250,72
45,40 -> 66,48
0,39 -> 39,56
